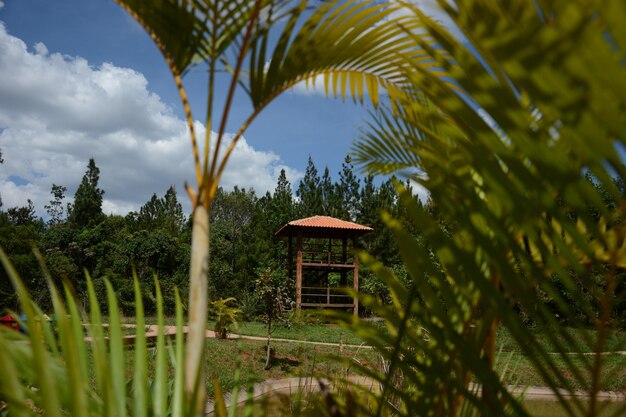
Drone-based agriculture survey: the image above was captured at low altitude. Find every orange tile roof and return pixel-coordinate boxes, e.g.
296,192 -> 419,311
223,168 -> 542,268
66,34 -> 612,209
275,216 -> 373,237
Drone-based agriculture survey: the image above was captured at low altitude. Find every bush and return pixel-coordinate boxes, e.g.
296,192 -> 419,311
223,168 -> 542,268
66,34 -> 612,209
209,297 -> 240,339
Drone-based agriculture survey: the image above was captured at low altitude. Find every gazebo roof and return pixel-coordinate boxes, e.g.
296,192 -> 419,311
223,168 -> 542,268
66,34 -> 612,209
275,215 -> 373,238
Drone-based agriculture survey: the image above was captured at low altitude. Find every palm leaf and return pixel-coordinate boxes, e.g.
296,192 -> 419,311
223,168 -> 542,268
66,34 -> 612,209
346,1 -> 626,416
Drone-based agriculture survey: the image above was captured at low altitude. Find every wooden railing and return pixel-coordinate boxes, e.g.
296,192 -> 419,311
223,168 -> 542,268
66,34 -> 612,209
300,250 -> 353,265
301,286 -> 354,306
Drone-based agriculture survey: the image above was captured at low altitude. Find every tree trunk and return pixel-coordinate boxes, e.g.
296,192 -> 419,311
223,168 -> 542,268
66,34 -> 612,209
264,320 -> 272,370
185,205 -> 209,417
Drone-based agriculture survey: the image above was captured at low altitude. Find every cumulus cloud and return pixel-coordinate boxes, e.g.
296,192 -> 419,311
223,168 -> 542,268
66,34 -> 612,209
386,0 -> 464,41
0,23 -> 302,216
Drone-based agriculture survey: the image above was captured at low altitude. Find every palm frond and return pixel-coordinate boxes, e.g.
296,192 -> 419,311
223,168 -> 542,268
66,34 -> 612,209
345,1 -> 626,416
247,0 -> 434,109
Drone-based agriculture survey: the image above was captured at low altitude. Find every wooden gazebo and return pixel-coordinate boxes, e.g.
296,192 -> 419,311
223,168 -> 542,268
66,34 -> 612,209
275,216 -> 373,316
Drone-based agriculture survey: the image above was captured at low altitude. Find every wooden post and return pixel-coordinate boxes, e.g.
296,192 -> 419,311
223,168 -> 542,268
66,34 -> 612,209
352,237 -> 359,317
296,232 -> 303,313
326,286 -> 330,306
288,236 -> 293,281
327,238 -> 332,264
341,236 -> 347,286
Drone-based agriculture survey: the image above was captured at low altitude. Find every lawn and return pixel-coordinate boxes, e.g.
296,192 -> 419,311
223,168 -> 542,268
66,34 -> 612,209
523,400 -> 626,417
115,336 -> 380,399
109,319 -> 626,393
202,338 -> 378,398
226,321 -> 369,346
497,351 -> 626,392
496,326 -> 626,354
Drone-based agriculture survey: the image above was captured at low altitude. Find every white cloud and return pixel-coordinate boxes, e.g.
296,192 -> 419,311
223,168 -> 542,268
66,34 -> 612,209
409,177 -> 430,204
0,23 -> 302,217
388,0 -> 464,42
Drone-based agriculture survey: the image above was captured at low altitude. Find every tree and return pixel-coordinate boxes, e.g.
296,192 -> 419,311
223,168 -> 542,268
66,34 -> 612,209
7,200 -> 37,226
320,166 -> 336,217
160,186 -> 185,234
68,158 -> 104,228
211,186 -> 256,276
135,186 -> 186,235
273,169 -> 293,216
255,267 -> 291,370
269,169 -> 295,264
44,184 -> 67,225
296,157 -> 323,217
336,155 -> 361,220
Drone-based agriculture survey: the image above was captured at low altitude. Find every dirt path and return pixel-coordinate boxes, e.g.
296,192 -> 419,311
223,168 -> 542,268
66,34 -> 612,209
204,377 -> 626,414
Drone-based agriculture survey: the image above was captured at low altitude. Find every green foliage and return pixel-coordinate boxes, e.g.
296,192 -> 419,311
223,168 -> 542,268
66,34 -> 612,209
337,1 -> 626,416
255,267 -> 292,329
129,186 -> 185,235
210,297 -> 240,339
0,249 -> 198,417
255,267 -> 293,370
296,156 -> 323,217
68,158 -> 104,229
44,184 -> 67,225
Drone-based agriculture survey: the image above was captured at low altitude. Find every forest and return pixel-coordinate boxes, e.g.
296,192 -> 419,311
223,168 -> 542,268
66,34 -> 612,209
0,154 -> 422,316
2,151 -> 624,325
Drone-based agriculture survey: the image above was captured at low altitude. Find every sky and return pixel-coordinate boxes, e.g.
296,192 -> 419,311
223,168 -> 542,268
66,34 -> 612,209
1,0 -> 440,216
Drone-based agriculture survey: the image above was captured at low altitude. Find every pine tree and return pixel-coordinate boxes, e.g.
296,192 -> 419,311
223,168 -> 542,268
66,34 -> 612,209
44,184 -> 67,225
337,155 -> 361,221
136,186 -> 185,234
161,186 -> 185,234
296,156 -> 322,217
320,166 -> 336,217
273,169 -> 294,222
68,158 -> 104,228
357,175 -> 378,227
138,193 -> 161,229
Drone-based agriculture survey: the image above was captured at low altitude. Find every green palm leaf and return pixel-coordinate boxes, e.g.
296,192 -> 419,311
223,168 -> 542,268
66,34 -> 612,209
345,1 -> 626,416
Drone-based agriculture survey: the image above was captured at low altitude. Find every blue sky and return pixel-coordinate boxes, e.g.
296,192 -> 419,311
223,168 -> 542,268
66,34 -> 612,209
0,0 -> 398,215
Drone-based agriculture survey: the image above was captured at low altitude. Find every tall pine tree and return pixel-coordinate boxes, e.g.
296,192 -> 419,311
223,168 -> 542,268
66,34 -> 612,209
68,158 -> 104,228
296,156 -> 322,217
337,155 -> 361,220
320,166 -> 336,217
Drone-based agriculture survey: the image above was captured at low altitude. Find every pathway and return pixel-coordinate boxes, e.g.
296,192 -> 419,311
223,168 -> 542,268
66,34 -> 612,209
205,377 -> 626,415
88,324 -> 626,409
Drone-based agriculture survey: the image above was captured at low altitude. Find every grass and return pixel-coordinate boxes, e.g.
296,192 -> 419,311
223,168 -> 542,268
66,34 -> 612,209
128,316 -> 376,345
116,335 -> 379,400
499,353 -> 626,392
496,326 -> 626,354
523,400 -> 626,417
227,321 -> 369,345
202,338 -> 378,398
109,318 -> 626,393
